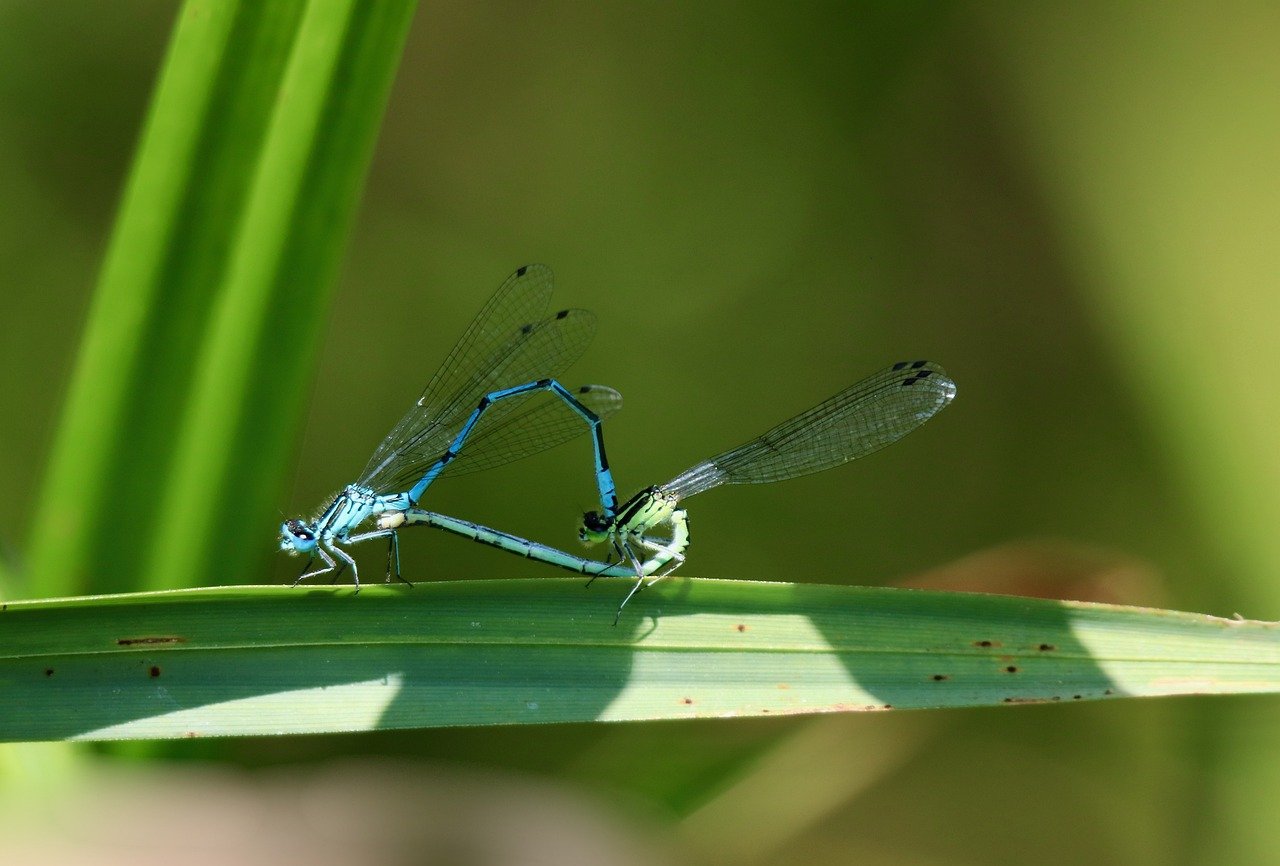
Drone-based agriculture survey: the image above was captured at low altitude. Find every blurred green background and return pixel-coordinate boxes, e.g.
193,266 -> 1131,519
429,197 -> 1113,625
2,2 -> 1279,864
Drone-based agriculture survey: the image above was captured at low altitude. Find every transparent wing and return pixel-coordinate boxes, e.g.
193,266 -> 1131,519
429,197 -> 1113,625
358,264 -> 555,485
360,307 -> 599,493
438,384 -> 622,477
664,360 -> 955,500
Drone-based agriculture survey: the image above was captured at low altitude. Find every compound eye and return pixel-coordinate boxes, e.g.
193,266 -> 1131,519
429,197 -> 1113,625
285,519 -> 314,541
582,511 -> 610,532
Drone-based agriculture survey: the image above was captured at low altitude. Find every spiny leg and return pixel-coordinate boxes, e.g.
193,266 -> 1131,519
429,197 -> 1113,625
385,530 -> 412,587
295,548 -> 336,585
345,526 -> 414,588
586,537 -> 630,588
636,535 -> 686,562
613,540 -> 649,625
327,542 -> 361,592
636,536 -> 686,587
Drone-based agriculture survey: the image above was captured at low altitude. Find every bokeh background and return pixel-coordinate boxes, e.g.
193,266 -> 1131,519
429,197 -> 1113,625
2,2 -> 1279,864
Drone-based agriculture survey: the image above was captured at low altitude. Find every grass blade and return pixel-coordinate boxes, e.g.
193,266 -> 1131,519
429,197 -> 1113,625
2,578 -> 1276,742
24,0 -> 416,598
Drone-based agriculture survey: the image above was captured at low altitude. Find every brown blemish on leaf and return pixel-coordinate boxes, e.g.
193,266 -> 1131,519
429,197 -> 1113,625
1038,643 -> 1056,651
973,639 -> 1002,648
932,674 -> 949,681
117,636 -> 188,646
736,623 -> 747,632
1003,696 -> 1052,704
44,668 -> 54,677
149,666 -> 161,678
777,683 -> 790,690
682,697 -> 693,705
1005,665 -> 1019,673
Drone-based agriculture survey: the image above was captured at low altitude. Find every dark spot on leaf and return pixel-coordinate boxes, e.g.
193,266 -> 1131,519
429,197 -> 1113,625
682,697 -> 693,705
150,666 -> 161,678
1005,665 -> 1019,673
44,668 -> 54,677
117,636 -> 187,646
1073,695 -> 1083,700
974,639 -> 1001,648
932,674 -> 949,681
1104,688 -> 1113,695
1038,643 -> 1056,652
736,623 -> 747,632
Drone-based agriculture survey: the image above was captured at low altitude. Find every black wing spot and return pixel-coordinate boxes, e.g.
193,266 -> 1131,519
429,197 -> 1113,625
911,360 -> 927,369
892,361 -> 908,371
516,265 -> 528,277
555,309 -> 570,319
520,323 -> 534,335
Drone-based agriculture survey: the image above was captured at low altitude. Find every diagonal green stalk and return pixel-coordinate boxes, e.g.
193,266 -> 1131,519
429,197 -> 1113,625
2,578 -> 1276,742
140,1 -> 416,592
24,0 -> 244,598
24,0 -> 416,599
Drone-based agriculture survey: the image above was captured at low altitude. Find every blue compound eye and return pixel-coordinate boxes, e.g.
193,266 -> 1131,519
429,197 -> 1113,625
284,519 -> 314,541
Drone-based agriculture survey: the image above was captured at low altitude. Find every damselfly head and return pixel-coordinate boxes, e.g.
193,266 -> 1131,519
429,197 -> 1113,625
279,518 -> 318,554
578,510 -> 613,545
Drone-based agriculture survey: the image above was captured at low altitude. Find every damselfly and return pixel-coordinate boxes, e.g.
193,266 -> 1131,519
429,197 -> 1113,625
279,264 -> 621,587
386,360 -> 955,618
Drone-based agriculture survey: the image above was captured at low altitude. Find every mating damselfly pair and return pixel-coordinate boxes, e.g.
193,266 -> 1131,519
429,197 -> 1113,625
280,265 -> 956,620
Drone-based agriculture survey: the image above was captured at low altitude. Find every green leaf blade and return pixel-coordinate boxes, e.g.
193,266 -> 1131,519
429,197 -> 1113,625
23,0 -> 417,598
2,579 -> 1277,742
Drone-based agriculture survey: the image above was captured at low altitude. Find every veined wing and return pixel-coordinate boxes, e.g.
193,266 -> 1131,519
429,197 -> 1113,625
358,264 -> 555,485
663,360 -> 955,500
360,306 -> 599,493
